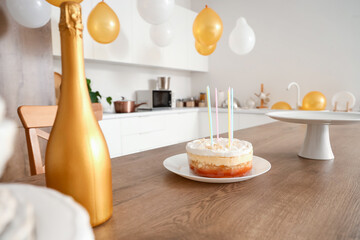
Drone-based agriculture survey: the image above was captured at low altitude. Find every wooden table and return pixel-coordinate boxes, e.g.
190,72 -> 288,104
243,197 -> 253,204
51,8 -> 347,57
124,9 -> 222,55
17,122 -> 360,239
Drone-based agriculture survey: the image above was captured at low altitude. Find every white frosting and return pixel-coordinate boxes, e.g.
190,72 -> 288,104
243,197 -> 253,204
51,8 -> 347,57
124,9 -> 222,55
186,138 -> 253,157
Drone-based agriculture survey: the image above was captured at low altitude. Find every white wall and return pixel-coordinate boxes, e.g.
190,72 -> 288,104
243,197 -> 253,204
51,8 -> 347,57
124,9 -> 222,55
191,0 -> 360,110
175,0 -> 191,9
53,58 -> 192,110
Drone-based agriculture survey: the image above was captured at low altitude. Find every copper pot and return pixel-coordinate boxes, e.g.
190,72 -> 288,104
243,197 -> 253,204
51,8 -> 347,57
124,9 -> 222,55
114,98 -> 146,113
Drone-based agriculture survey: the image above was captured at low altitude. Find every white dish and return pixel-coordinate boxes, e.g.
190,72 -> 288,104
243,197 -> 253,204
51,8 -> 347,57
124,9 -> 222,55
163,153 -> 271,183
331,91 -> 356,111
267,111 -> 360,160
0,195 -> 35,240
267,111 -> 360,125
0,184 -> 94,240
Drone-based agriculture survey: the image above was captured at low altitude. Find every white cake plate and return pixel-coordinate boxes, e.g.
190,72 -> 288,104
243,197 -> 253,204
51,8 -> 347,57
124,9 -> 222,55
267,111 -> 360,160
0,184 -> 94,240
163,154 -> 271,183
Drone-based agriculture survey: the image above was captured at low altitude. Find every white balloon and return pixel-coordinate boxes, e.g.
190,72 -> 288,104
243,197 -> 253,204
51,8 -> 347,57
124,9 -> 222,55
150,22 -> 174,47
6,0 -> 51,28
229,17 -> 256,55
137,0 -> 175,25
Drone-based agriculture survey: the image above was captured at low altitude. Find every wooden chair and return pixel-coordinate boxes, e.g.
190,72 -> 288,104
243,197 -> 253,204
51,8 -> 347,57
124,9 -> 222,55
17,104 -> 103,175
54,72 -> 62,105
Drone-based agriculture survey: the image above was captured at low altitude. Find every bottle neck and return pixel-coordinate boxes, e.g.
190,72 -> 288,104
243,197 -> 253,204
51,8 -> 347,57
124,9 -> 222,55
58,2 -> 90,107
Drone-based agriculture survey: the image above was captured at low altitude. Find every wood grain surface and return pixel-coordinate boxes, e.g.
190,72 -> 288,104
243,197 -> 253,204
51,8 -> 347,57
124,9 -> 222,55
16,122 -> 360,240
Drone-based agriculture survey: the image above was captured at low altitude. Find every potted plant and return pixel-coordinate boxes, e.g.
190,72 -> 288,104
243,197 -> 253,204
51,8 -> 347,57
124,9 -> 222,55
87,78 -> 113,112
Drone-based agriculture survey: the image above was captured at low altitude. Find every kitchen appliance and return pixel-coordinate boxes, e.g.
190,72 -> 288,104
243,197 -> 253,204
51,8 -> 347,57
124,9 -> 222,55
157,76 -> 170,90
114,97 -> 146,113
136,90 -> 172,110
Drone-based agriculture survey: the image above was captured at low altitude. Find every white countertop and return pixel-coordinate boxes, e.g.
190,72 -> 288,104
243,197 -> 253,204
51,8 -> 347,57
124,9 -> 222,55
102,107 -> 273,120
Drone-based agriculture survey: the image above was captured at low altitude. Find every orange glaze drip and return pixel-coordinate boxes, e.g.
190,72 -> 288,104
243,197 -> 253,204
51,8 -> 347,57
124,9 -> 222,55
190,161 -> 252,178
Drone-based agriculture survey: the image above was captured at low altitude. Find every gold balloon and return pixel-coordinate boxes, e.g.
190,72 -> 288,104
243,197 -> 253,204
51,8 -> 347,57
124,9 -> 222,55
87,2 -> 120,44
271,101 -> 292,110
195,41 -> 216,56
46,0 -> 83,7
193,5 -> 223,46
302,91 -> 327,110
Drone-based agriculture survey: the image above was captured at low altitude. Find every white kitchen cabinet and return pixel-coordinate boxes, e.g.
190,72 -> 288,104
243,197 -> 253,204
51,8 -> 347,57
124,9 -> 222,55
120,115 -> 165,136
98,110 -> 275,158
198,112 -> 228,138
99,111 -> 200,157
160,6 -> 189,70
164,112 -> 199,144
51,1 -> 208,72
131,2 -> 164,67
98,119 -> 122,158
237,114 -> 276,129
111,114 -> 167,155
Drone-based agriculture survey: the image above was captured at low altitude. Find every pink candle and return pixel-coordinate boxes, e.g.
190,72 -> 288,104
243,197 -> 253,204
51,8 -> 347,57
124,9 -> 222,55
215,88 -> 219,140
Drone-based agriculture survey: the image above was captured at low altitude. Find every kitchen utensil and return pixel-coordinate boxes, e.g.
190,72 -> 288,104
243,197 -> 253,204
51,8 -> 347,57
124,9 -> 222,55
218,91 -> 225,107
114,97 -> 146,113
176,100 -> 184,108
157,76 -> 170,90
198,101 -> 206,107
163,153 -> 271,183
267,111 -> 360,160
244,97 -> 256,109
185,100 -> 195,108
199,92 -> 206,102
254,83 -> 270,108
331,91 -> 356,112
221,98 -> 241,108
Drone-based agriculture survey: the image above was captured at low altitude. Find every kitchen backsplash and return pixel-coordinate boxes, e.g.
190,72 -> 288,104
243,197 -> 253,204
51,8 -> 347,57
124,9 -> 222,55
53,57 -> 193,109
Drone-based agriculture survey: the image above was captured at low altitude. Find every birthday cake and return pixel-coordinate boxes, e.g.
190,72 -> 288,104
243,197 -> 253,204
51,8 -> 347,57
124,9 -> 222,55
186,138 -> 253,178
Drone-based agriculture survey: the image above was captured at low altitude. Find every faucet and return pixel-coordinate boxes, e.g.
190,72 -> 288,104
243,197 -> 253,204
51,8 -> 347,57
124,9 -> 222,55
287,82 -> 301,110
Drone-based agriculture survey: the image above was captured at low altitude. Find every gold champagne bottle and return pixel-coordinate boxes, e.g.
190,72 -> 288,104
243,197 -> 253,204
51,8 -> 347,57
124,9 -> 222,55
45,2 -> 113,227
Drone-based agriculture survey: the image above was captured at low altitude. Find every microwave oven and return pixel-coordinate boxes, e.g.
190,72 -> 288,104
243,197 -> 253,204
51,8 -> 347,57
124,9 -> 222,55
136,90 -> 172,110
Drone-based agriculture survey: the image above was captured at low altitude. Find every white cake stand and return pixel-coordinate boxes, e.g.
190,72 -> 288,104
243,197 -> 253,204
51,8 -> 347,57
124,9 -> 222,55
266,111 -> 360,160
